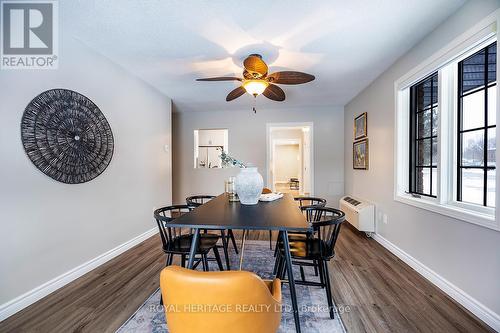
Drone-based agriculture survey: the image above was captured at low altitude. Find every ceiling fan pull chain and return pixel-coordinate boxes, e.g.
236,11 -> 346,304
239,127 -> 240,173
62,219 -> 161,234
253,96 -> 257,114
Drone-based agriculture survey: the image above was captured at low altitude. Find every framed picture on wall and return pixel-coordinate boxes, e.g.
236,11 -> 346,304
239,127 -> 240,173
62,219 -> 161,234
353,139 -> 369,170
354,112 -> 367,140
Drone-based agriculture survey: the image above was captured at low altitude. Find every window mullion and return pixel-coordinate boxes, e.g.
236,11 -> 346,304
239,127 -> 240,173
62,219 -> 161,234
438,66 -> 454,204
483,47 -> 489,206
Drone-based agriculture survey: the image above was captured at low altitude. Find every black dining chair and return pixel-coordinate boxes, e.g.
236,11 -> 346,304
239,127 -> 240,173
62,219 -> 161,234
154,205 -> 224,271
273,196 -> 327,257
274,206 -> 345,319
186,195 -> 238,270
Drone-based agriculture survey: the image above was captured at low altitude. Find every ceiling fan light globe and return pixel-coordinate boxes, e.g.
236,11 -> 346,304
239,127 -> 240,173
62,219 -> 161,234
243,80 -> 269,96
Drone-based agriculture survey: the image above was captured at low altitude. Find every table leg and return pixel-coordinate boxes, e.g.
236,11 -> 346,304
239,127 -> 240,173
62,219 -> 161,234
187,228 -> 200,269
220,229 -> 231,270
238,229 -> 247,271
282,230 -> 301,333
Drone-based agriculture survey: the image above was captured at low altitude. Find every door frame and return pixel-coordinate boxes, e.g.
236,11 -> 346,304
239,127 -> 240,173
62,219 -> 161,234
266,122 -> 314,195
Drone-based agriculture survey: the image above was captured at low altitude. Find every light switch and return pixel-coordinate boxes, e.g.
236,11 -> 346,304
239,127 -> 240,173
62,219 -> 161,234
164,144 -> 169,152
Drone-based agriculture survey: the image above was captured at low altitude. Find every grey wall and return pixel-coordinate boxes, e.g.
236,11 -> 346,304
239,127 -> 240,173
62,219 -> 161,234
173,106 -> 344,205
344,0 -> 500,317
0,37 -> 172,305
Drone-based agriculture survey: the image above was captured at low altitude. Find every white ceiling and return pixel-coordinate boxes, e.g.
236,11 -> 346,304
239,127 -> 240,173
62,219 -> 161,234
63,0 -> 465,112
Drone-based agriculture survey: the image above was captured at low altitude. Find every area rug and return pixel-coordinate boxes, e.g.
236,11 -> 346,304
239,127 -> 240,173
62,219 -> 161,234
117,240 -> 347,333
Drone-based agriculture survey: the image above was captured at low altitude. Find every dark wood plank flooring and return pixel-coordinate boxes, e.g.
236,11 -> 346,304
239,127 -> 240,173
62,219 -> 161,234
0,225 -> 493,332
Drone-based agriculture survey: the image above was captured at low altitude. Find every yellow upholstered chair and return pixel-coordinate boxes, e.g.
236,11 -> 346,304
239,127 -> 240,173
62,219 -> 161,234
160,265 -> 282,333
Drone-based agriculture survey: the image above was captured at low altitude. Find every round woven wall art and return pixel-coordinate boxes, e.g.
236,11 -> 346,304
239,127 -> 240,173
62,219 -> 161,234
21,89 -> 114,184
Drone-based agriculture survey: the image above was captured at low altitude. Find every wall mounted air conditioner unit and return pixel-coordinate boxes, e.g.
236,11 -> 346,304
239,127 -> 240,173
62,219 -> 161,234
339,195 -> 375,236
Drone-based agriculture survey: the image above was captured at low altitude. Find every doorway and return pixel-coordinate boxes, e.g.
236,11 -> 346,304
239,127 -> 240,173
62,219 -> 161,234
266,122 -> 313,196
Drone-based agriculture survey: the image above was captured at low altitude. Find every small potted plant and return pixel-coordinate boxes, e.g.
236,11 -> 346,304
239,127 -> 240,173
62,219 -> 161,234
219,149 -> 263,205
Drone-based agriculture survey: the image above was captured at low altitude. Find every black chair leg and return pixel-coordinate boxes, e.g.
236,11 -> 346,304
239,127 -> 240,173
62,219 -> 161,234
201,254 -> 206,271
318,258 -> 325,288
228,230 -> 238,254
213,247 -> 224,271
220,230 -> 231,270
278,257 -> 287,280
300,266 -> 306,281
272,252 -> 281,276
322,260 -> 335,319
269,230 -> 273,250
273,231 -> 282,257
202,254 -> 209,271
181,254 -> 186,268
313,260 -> 319,276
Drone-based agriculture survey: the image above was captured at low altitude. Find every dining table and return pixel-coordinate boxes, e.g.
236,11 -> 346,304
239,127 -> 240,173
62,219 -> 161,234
160,192 -> 312,333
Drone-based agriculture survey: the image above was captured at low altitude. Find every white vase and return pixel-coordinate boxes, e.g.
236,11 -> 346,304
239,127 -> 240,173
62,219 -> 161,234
235,167 -> 264,205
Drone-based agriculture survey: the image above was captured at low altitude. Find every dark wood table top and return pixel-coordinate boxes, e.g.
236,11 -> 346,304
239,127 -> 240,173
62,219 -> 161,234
165,193 -> 311,232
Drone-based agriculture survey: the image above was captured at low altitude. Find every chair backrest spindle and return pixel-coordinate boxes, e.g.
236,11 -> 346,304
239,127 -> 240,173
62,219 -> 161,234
154,205 -> 193,252
295,196 -> 327,209
301,206 -> 345,258
186,195 -> 216,208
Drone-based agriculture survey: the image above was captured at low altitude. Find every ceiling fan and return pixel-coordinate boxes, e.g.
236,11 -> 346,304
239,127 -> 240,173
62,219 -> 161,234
196,54 -> 315,102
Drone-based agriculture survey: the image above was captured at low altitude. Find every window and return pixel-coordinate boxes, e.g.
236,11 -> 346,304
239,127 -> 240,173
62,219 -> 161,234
409,72 -> 438,197
457,42 -> 497,207
193,129 -> 228,168
394,16 -> 498,231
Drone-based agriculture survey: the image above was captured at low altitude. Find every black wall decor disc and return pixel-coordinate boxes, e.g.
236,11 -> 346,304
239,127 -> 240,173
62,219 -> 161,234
21,89 -> 114,184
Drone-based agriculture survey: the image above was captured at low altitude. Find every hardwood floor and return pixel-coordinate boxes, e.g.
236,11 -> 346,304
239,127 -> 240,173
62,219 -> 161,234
0,225 -> 493,332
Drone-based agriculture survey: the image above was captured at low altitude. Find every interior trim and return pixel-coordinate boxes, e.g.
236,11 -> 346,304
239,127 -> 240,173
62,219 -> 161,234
0,228 -> 158,322
372,233 -> 500,332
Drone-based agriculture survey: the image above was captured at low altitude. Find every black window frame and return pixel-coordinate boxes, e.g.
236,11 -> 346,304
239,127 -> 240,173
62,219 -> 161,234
409,72 -> 439,197
457,42 -> 497,207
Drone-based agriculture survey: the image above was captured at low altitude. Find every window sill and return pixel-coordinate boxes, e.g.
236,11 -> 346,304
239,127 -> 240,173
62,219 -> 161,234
394,193 -> 499,231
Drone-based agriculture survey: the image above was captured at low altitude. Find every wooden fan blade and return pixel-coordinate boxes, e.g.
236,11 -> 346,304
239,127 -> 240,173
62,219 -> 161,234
267,71 -> 315,84
263,84 -> 285,101
196,77 -> 242,81
226,86 -> 246,101
243,55 -> 268,77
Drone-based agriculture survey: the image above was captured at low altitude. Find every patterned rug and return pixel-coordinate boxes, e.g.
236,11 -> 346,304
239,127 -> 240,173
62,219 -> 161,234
117,240 -> 347,333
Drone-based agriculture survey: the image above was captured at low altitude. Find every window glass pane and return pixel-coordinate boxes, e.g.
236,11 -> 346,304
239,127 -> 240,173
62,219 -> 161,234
432,138 -> 438,166
417,79 -> 432,110
487,127 -> 496,167
432,168 -> 437,196
417,139 -> 431,166
410,72 -> 437,196
417,109 -> 431,138
432,76 -> 438,106
462,49 -> 486,94
488,86 -> 496,126
487,169 -> 496,207
432,108 -> 438,136
461,130 -> 484,166
415,167 -> 431,195
461,169 -> 484,205
461,90 -> 484,130
488,42 -> 496,83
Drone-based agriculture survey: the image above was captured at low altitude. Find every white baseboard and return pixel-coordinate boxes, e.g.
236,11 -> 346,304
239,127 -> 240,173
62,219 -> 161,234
372,233 -> 500,332
0,228 -> 158,322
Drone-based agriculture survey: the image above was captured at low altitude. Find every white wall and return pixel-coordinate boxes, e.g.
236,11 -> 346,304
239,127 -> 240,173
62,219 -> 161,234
270,128 -> 305,188
0,36 -> 172,310
344,0 -> 500,325
274,144 -> 300,183
173,106 -> 344,205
